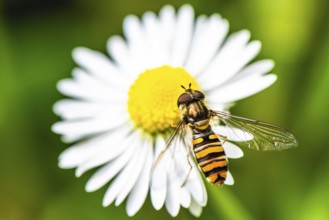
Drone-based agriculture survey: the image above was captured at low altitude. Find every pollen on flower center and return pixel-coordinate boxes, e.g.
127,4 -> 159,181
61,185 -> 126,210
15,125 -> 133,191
127,65 -> 199,134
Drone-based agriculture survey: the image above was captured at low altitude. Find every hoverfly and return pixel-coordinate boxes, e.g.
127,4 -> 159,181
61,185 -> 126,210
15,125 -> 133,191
151,83 -> 298,187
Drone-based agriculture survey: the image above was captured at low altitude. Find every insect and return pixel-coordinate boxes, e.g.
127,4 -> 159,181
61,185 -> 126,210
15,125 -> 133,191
151,83 -> 298,187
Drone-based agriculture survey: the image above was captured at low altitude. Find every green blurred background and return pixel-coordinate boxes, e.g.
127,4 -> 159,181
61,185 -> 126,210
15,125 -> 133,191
1,0 -> 329,219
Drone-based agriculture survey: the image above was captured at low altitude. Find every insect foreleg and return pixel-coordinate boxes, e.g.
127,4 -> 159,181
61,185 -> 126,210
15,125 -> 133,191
217,134 -> 228,144
180,144 -> 193,187
180,155 -> 192,188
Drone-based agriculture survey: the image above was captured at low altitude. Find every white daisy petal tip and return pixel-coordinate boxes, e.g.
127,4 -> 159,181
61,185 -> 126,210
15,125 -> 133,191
259,73 -> 278,90
57,147 -> 84,169
223,142 -> 244,159
123,15 -> 140,38
102,198 -> 110,207
142,11 -> 156,21
228,28 -> 251,44
85,182 -> 95,193
52,101 -> 62,115
123,14 -> 138,26
72,47 -> 91,62
57,157 -> 72,169
268,73 -> 278,82
106,35 -> 121,47
126,206 -> 138,217
180,3 -> 194,12
207,73 -> 278,104
268,59 -> 275,69
151,188 -> 166,210
179,188 -> 192,208
55,79 -> 72,96
189,200 -> 203,217
249,40 -> 262,54
224,171 -> 234,185
75,167 -> 85,178
246,59 -> 275,77
239,29 -> 251,38
159,4 -> 175,17
71,46 -> 83,57
51,122 -> 60,134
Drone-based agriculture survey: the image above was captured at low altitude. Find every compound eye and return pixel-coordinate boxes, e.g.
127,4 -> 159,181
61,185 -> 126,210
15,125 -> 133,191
177,93 -> 192,107
193,90 -> 205,99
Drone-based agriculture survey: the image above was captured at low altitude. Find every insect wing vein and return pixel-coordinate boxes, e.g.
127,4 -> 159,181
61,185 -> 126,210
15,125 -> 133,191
211,110 -> 298,151
150,122 -> 195,191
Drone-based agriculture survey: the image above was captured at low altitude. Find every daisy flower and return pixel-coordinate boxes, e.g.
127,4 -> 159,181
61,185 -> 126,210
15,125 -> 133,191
52,4 -> 276,217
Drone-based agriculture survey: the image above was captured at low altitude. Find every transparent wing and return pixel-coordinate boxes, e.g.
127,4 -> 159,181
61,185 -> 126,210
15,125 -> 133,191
150,121 -> 196,191
211,110 -> 298,151
150,121 -> 184,176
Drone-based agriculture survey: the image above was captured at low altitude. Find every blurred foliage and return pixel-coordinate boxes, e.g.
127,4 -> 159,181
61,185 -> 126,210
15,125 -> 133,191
1,0 -> 329,219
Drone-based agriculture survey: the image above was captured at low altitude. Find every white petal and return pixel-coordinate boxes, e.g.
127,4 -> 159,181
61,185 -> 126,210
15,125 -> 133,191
179,187 -> 191,208
199,171 -> 208,206
57,78 -> 112,103
52,113 -> 129,143
197,30 -> 251,89
185,164 -> 206,206
224,171 -> 234,185
122,15 -> 152,75
169,4 -> 194,66
165,138 -> 191,186
185,14 -> 228,76
226,40 -> 262,79
142,12 -> 169,66
106,36 -> 131,74
58,143 -> 92,169
85,143 -> 137,192
71,68 -> 127,99
154,137 -> 193,214
76,131 -> 140,177
207,74 -> 277,103
102,136 -> 144,206
230,59 -> 274,81
165,183 -> 181,217
189,199 -> 203,217
200,40 -> 261,90
115,138 -> 151,206
206,102 -> 231,112
53,99 -> 125,120
150,136 -> 167,210
58,125 -> 132,169
159,5 -> 175,35
72,47 -> 128,87
126,143 -> 153,216
57,68 -> 127,103
223,142 -> 244,159
159,5 -> 175,62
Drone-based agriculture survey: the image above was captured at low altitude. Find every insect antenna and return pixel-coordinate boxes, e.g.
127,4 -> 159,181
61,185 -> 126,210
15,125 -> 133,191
181,83 -> 193,91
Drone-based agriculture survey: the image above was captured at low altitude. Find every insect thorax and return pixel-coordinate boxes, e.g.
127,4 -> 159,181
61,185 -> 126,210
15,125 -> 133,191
181,100 -> 211,131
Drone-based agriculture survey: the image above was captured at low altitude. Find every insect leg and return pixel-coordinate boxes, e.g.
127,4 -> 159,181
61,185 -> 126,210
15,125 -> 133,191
180,148 -> 193,188
150,121 -> 183,179
217,134 -> 228,144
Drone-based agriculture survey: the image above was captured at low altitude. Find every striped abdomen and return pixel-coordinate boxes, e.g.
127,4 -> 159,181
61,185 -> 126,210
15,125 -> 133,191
192,129 -> 228,185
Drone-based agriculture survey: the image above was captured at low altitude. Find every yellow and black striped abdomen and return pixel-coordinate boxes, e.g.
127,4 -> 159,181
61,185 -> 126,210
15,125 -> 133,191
193,131 -> 227,186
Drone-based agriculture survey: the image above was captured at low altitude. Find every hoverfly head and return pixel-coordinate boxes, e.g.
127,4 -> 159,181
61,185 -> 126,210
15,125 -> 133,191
177,83 -> 205,107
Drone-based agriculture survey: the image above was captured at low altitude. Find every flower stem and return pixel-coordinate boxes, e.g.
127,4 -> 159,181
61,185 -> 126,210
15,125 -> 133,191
208,185 -> 253,220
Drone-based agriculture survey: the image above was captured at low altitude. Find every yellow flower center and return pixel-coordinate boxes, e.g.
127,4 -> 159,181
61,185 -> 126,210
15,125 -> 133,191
127,65 -> 199,134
